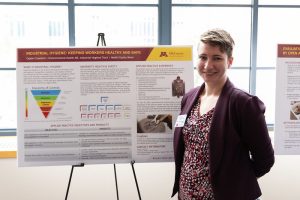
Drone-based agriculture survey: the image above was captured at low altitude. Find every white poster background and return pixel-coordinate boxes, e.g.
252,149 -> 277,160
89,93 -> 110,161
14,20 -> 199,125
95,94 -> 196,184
17,46 -> 194,166
275,44 -> 300,155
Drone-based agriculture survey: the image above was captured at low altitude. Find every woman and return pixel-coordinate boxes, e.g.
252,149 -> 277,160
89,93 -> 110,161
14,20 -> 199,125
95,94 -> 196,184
172,29 -> 275,200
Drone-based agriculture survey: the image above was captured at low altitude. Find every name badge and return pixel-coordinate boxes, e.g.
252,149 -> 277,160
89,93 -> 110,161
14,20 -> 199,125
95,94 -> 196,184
175,114 -> 187,127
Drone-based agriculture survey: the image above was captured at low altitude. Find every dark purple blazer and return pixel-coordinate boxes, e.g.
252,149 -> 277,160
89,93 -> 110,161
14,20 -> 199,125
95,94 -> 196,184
172,79 -> 275,200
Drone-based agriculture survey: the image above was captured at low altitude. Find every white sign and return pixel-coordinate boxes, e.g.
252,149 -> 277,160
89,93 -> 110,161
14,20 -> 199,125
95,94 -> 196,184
275,44 -> 300,154
17,46 -> 194,166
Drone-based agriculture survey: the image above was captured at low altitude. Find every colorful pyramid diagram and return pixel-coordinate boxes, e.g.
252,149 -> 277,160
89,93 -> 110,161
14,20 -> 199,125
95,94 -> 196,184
31,89 -> 61,118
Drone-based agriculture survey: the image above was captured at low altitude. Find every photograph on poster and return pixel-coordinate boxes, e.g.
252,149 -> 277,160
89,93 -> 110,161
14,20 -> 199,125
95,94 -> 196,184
290,101 -> 300,120
137,114 -> 172,133
172,76 -> 185,98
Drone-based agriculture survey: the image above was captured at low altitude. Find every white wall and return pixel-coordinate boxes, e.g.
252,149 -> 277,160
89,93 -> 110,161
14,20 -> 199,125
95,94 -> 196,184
259,155 -> 300,200
0,156 -> 300,200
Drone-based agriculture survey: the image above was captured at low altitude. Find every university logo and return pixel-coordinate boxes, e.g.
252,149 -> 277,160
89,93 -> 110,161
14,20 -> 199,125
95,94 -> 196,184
159,52 -> 168,57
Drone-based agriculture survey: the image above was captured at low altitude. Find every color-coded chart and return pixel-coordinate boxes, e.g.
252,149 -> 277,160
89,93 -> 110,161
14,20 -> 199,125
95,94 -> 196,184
25,89 -> 28,119
31,90 -> 61,118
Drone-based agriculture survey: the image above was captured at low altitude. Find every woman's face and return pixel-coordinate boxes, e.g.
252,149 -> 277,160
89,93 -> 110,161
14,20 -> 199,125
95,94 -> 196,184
197,42 -> 233,85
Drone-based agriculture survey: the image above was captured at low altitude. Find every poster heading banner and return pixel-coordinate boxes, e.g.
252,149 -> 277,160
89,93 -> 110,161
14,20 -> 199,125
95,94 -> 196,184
17,47 -> 193,62
277,44 -> 300,58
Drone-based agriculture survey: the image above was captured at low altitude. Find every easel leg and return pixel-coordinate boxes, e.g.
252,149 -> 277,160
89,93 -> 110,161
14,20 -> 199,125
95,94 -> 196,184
65,163 -> 84,200
114,163 -> 119,200
131,161 -> 142,200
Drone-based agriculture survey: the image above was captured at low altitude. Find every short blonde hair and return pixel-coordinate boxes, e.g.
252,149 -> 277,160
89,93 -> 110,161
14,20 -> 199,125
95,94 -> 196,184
199,28 -> 235,57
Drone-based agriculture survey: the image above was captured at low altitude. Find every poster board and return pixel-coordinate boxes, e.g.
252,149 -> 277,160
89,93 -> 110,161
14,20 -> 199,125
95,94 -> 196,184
0,136 -> 17,158
275,44 -> 300,154
17,46 -> 194,167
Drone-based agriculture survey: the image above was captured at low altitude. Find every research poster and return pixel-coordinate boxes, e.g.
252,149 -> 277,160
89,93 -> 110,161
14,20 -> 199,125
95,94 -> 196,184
17,46 -> 194,166
0,136 -> 17,158
275,44 -> 300,155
